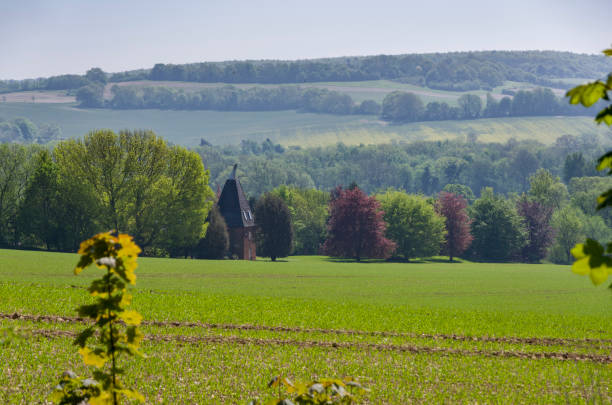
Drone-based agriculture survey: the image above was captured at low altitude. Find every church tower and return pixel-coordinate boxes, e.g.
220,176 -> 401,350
217,164 -> 256,260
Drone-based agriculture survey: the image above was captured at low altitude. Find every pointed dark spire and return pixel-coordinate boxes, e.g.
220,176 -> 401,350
230,164 -> 238,180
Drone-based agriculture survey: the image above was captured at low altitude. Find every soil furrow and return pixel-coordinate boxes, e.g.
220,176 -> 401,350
4,312 -> 611,348
27,328 -> 612,364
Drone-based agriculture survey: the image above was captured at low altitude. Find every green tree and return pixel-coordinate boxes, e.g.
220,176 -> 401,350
528,168 -> 568,211
442,184 -> 475,204
468,188 -> 527,262
17,150 -> 61,249
272,185 -> 329,255
0,144 -> 38,246
548,206 -> 586,264
381,91 -> 424,122
457,94 -> 482,119
194,205 -> 229,259
377,190 -> 446,260
255,193 -> 293,261
54,130 -> 213,255
76,84 -> 104,107
85,67 -> 107,84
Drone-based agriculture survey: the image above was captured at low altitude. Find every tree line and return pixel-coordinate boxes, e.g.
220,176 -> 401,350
0,116 -> 62,143
0,130 -> 213,256
380,88 -> 592,123
75,83 -> 591,123
86,85 -> 376,115
2,131 -> 610,264
197,134 -> 608,198
4,51 -> 611,95
198,172 -> 612,264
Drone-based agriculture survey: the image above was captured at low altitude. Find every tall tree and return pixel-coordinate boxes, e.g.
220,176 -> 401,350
528,168 -> 568,211
272,185 -> 329,255
255,193 -> 293,261
457,94 -> 482,119
436,192 -> 473,262
516,195 -> 554,263
17,150 -> 61,249
54,129 -> 213,255
0,144 -> 37,246
194,205 -> 229,259
323,186 -> 395,261
548,206 -> 585,264
378,190 -> 445,260
468,188 -> 527,262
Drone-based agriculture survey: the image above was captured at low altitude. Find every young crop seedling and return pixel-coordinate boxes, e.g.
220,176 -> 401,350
50,231 -> 144,405
250,375 -> 368,405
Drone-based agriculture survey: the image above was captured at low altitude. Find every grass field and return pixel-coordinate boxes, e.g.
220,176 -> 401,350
1,249 -> 611,403
0,101 -> 607,148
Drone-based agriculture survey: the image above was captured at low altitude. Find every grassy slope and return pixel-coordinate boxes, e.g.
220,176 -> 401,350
1,102 -> 606,147
1,250 -> 611,403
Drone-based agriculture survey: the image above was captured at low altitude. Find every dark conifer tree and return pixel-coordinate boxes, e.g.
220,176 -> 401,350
194,205 -> 229,259
255,193 -> 293,261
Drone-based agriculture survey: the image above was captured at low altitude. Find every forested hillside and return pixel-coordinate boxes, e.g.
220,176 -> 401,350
3,51 -> 611,94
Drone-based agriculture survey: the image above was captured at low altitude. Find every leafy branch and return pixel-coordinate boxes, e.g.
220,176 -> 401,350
567,47 -> 612,287
50,231 -> 144,405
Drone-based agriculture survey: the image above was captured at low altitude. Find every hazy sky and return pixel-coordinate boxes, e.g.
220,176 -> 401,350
1,0 -> 611,79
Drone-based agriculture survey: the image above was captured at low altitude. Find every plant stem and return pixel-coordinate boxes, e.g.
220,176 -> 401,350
107,268 -> 118,405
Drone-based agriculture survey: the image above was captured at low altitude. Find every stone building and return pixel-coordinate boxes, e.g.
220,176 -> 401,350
217,165 -> 256,260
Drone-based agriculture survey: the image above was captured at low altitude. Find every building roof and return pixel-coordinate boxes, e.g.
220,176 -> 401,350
217,166 -> 255,228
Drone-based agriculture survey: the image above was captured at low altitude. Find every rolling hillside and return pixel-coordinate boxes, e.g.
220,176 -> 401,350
0,101 -> 608,147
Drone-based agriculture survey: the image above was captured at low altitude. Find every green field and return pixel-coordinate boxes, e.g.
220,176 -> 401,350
0,102 -> 607,147
1,249 -> 611,403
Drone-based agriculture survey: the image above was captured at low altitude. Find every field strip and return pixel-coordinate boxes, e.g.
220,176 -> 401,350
23,328 -> 612,364
3,312 -> 612,348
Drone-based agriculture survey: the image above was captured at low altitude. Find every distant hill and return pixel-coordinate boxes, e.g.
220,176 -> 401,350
2,51 -> 612,94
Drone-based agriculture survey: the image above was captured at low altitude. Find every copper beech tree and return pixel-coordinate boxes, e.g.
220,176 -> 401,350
435,192 -> 473,262
323,186 -> 395,261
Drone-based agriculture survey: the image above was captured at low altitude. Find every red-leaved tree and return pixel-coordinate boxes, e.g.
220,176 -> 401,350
436,192 -> 473,262
323,186 -> 395,261
516,195 -> 554,263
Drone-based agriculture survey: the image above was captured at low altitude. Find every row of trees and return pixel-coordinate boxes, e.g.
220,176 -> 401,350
198,134 -> 608,198
0,131 -> 213,255
216,170 -> 607,264
75,83 -> 591,124
0,116 -> 61,143
80,85 -> 379,116
380,88 -> 590,123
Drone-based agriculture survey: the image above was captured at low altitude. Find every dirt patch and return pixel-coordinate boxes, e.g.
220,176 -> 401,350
26,327 -> 612,364
4,312 -> 610,349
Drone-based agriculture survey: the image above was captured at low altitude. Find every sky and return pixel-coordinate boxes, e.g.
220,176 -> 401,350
1,0 -> 611,79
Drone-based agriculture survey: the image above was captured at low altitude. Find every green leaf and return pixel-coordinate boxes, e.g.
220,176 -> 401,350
595,106 -> 612,126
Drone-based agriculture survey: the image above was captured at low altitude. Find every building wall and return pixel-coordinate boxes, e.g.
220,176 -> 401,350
228,227 -> 256,260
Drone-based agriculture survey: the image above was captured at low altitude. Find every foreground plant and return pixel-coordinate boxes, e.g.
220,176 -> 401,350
567,46 -> 612,286
250,376 -> 368,405
50,231 -> 144,405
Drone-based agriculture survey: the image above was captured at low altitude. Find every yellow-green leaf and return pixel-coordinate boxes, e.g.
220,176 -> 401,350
589,265 -> 609,285
118,310 -> 142,326
78,347 -> 107,368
